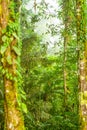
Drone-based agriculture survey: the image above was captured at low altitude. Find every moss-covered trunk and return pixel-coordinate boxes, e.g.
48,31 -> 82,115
76,0 -> 87,129
0,0 -> 25,130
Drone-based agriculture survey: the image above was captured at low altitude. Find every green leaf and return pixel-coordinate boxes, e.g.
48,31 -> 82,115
21,103 -> 27,113
6,73 -> 10,79
13,77 -> 17,82
21,94 -> 26,100
2,69 -> 5,74
12,46 -> 21,56
16,70 -> 22,78
0,66 -> 3,71
10,37 -> 13,42
13,33 -> 19,39
2,35 -> 7,42
1,58 -> 4,63
2,29 -> 6,34
6,55 -> 12,65
0,46 -> 7,54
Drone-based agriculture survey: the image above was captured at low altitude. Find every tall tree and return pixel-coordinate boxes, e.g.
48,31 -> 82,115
63,0 -> 70,106
0,0 -> 25,129
76,0 -> 87,129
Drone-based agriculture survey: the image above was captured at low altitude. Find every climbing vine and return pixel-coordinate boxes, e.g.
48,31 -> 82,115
0,0 -> 25,129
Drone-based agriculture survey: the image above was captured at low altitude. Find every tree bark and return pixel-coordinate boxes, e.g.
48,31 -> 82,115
0,0 -> 25,130
63,0 -> 70,106
76,0 -> 87,129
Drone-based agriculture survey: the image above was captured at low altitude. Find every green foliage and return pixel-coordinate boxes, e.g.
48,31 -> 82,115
20,0 -> 80,130
0,0 -> 81,129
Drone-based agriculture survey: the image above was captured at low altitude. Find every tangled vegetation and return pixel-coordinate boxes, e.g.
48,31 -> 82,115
0,0 -> 87,130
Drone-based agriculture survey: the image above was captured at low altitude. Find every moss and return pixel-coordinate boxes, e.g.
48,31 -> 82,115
0,0 -> 25,130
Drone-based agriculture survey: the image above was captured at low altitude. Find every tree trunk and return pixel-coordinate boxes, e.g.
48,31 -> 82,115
63,0 -> 70,106
0,0 -> 25,130
76,0 -> 87,129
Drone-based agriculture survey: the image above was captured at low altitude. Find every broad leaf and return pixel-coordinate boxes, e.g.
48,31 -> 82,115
12,46 -> 21,56
21,103 -> 27,113
0,46 -> 7,54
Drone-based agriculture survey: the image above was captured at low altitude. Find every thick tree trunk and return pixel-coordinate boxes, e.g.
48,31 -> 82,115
76,0 -> 87,129
0,0 -> 25,130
